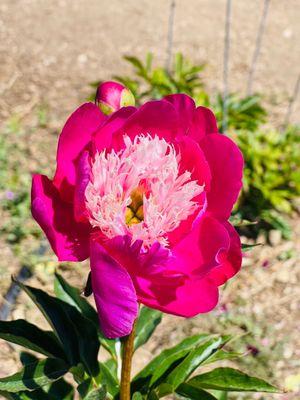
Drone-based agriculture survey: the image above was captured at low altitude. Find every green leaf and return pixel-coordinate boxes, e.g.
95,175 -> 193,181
97,333 -> 117,361
132,334 -> 209,393
187,368 -> 279,393
77,378 -> 93,398
54,272 -> 97,324
15,280 -> 80,366
15,379 -> 74,400
17,281 -> 99,376
163,337 -> 223,391
46,379 -> 74,399
66,307 -> 100,377
0,391 -> 45,400
84,387 -> 106,400
18,352 -> 74,400
102,359 -> 118,382
124,56 -> 147,78
0,358 -> 69,393
176,383 -> 218,399
0,320 -> 64,359
202,349 -> 242,366
0,391 -> 19,400
145,52 -> 153,73
20,353 -> 39,367
98,363 -> 119,396
210,391 -> 228,400
134,307 -> 162,350
54,272 -> 116,360
241,243 -> 262,252
132,392 -> 143,400
147,390 -> 159,400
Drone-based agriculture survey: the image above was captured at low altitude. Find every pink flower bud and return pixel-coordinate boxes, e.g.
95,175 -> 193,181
95,81 -> 135,115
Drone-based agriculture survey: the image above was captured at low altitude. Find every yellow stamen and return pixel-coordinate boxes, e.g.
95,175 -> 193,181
125,188 -> 144,226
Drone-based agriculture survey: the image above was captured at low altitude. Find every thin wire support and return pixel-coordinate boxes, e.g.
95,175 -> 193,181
282,73 -> 300,130
165,0 -> 176,73
222,0 -> 232,134
247,0 -> 271,96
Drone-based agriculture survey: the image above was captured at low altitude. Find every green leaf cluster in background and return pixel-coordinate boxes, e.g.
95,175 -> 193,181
0,119 -> 43,272
0,276 -> 279,399
0,132 -> 38,248
233,125 -> 300,239
90,52 -> 300,239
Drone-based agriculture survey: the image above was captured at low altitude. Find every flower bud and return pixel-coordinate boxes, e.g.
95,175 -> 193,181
95,81 -> 135,115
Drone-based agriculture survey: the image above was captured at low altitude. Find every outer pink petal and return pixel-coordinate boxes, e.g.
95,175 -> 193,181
121,100 -> 180,144
163,94 -> 196,134
31,174 -> 90,261
189,106 -> 218,143
200,133 -> 244,219
207,222 -> 242,286
96,235 -> 183,287
93,106 -> 137,152
176,136 -> 211,189
171,215 -> 231,276
137,216 -> 231,316
90,239 -> 138,338
139,277 -> 219,317
74,151 -> 91,223
163,93 -> 218,140
167,136 -> 211,246
53,103 -> 106,202
95,235 -> 184,307
98,215 -> 228,318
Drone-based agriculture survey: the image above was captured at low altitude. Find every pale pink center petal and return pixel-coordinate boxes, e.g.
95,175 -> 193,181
85,135 -> 204,247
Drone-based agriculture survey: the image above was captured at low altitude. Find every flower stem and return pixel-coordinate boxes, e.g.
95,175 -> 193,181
120,321 -> 136,400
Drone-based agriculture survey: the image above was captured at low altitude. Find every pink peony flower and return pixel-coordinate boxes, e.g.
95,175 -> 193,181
31,89 -> 243,338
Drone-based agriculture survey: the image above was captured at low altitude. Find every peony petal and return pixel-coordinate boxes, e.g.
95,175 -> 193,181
53,103 -> 106,202
31,174 -> 90,261
93,106 -> 137,152
177,136 -> 211,189
167,136 -> 211,246
200,133 -> 244,219
74,151 -> 91,223
207,222 -> 242,286
121,100 -> 180,144
139,277 -> 219,317
171,215 -> 231,276
97,235 -> 182,285
98,217 -> 226,317
189,106 -> 218,143
135,216 -> 231,316
163,94 -> 196,134
90,239 -> 138,338
97,215 -> 229,317
95,235 -> 184,308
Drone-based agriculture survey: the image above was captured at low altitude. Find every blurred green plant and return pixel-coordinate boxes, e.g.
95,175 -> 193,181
90,53 -> 205,104
115,53 -> 205,101
0,274 -> 279,399
91,52 -> 299,238
232,125 -> 300,239
90,53 -> 267,133
213,94 -> 267,133
0,118 -> 41,259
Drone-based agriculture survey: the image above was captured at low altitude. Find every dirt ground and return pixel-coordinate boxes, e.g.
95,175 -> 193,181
1,0 -> 300,125
0,1 -> 299,399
